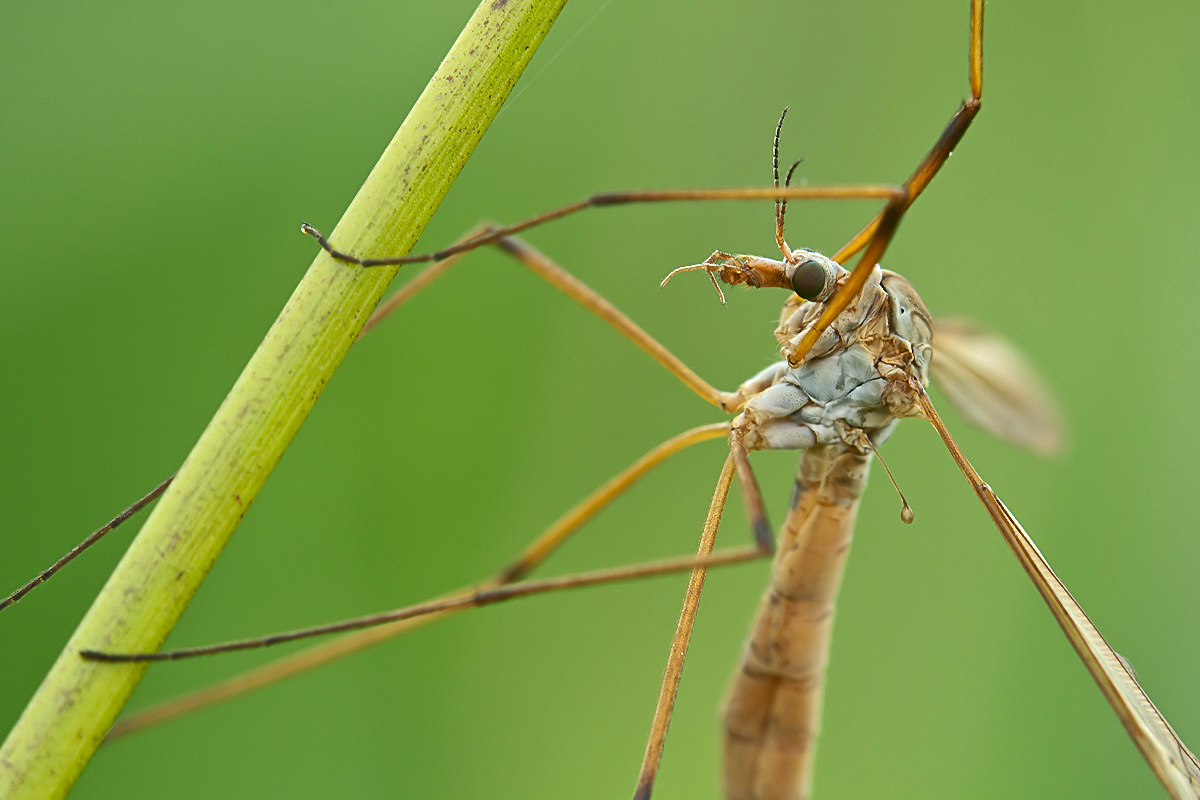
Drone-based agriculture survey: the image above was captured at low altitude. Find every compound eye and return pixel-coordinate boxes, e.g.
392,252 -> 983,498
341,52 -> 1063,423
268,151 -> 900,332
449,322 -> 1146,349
791,259 -> 830,300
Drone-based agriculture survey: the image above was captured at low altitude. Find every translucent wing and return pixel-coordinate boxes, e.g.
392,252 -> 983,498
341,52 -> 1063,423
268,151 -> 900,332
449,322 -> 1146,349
931,317 -> 1065,456
918,393 -> 1200,800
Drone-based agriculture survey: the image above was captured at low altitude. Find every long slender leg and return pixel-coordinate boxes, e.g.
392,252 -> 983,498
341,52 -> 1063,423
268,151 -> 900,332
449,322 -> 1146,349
784,0 -> 981,367
84,543 -> 764,662
633,455 -> 736,800
832,0 -> 982,266
300,185 -> 900,268
729,418 -> 774,550
492,236 -> 736,410
351,228 -> 740,410
916,390 -> 1200,798
101,423 -> 734,733
758,0 -> 983,368
0,472 -> 176,611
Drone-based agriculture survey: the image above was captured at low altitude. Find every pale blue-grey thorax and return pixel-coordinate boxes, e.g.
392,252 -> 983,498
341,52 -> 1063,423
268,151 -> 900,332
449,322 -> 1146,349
736,250 -> 934,454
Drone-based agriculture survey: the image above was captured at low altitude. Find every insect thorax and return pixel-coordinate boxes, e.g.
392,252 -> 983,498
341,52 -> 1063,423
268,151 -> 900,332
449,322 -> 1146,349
737,264 -> 933,454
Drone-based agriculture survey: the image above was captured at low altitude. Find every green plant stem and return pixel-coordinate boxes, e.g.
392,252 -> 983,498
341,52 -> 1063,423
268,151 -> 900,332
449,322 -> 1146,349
0,1 -> 566,796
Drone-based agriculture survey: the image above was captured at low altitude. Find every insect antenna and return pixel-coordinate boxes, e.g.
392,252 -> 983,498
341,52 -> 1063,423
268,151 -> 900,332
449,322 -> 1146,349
772,107 -> 804,263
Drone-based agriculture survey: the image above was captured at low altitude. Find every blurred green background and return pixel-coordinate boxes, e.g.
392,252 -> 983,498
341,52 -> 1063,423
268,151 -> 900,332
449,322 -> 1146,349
3,1 -> 1199,798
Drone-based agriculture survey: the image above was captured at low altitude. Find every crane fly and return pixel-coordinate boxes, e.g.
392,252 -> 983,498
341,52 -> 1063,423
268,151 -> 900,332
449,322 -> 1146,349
3,1 -> 1198,799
